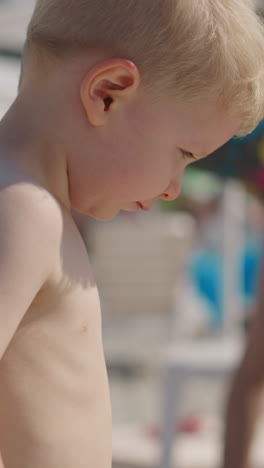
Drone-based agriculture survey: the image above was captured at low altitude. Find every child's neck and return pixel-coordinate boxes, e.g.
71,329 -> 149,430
0,94 -> 71,211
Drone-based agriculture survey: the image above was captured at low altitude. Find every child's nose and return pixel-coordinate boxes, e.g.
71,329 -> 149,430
160,181 -> 182,201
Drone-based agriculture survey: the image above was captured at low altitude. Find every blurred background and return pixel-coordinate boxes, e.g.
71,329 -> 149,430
1,1 -> 264,467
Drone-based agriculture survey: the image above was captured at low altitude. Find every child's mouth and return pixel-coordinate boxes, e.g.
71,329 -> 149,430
137,202 -> 150,211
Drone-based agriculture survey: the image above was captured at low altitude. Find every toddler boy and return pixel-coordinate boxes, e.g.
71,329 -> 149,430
0,1 -> 264,467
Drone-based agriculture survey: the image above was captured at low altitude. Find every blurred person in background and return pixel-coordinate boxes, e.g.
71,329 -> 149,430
182,171 -> 225,330
170,169 -> 262,335
194,116 -> 264,467
222,194 -> 264,466
222,230 -> 264,468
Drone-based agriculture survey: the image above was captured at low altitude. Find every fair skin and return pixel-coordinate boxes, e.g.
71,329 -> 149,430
0,53 -> 239,468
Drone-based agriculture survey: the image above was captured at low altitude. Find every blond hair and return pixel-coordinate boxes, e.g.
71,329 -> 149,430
26,0 -> 264,136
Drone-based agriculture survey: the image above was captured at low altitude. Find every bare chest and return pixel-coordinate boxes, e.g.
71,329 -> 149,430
5,219 -> 103,367
0,221 -> 112,468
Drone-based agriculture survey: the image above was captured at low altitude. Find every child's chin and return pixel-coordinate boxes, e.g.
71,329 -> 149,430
87,207 -> 120,221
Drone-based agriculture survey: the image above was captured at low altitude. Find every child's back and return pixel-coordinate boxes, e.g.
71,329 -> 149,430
0,1 -> 264,467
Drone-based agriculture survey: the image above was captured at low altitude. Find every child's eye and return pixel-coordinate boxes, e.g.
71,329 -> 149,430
181,150 -> 196,161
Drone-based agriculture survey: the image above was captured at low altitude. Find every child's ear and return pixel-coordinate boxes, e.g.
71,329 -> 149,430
80,59 -> 140,127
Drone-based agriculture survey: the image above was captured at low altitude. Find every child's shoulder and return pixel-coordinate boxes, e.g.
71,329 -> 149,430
0,161 -> 63,243
0,162 -> 65,359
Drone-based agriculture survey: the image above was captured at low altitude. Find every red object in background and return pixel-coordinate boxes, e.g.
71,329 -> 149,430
178,416 -> 201,433
144,416 -> 202,440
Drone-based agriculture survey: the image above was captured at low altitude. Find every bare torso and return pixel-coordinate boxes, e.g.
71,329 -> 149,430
0,204 -> 112,468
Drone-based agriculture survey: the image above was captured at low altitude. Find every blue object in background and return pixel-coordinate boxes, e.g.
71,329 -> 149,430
188,237 -> 262,328
239,236 -> 262,308
187,249 -> 223,328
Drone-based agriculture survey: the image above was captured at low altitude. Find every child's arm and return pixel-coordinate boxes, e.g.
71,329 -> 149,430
222,263 -> 264,468
0,184 -> 61,359
0,185 -> 61,466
